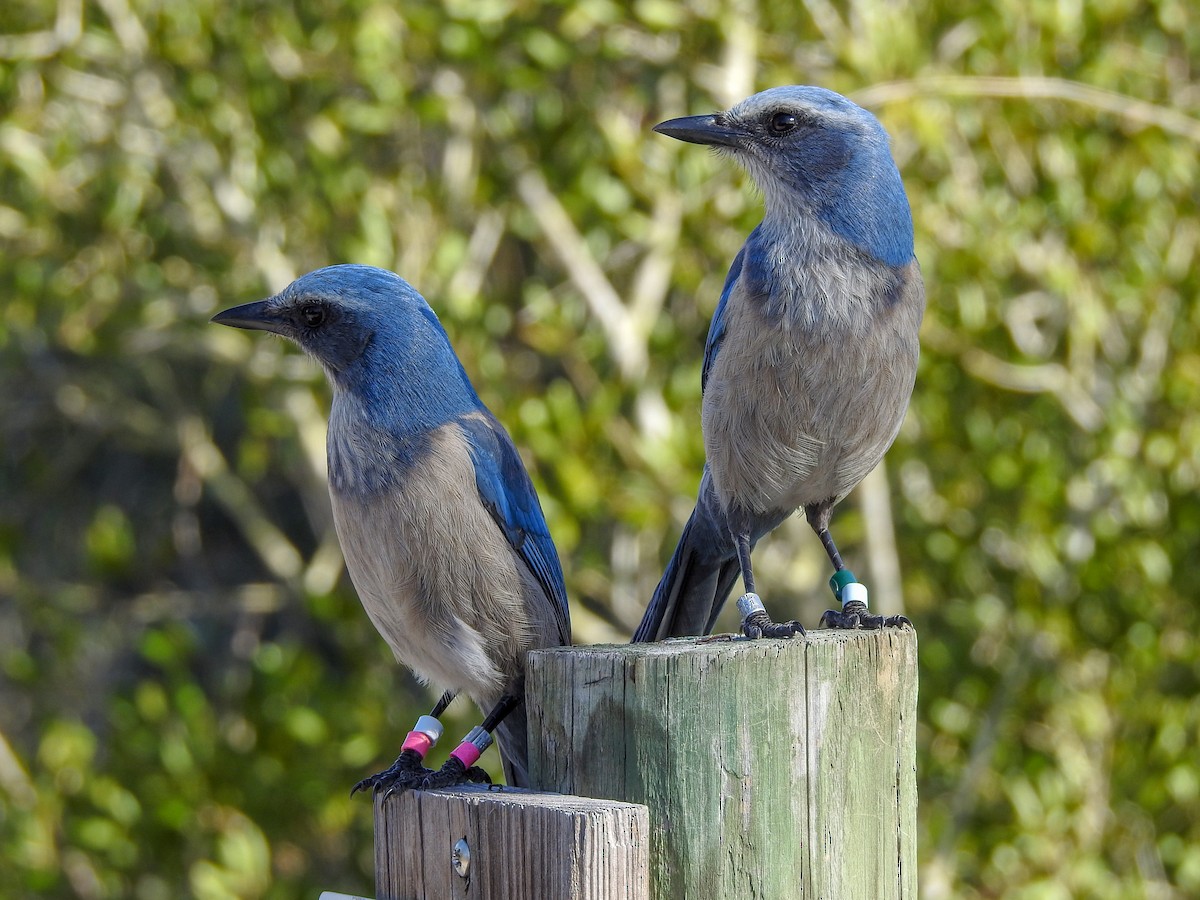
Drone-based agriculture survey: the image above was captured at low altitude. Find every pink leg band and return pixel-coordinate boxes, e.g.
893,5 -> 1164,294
450,741 -> 483,769
401,731 -> 434,759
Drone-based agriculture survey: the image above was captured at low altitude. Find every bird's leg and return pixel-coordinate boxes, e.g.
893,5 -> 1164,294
735,530 -> 756,594
732,529 -> 805,639
812,521 -> 912,631
417,693 -> 521,790
351,690 -> 468,797
816,527 -> 846,571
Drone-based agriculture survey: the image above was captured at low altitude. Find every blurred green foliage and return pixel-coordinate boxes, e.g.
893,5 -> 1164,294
2,0 -> 1198,896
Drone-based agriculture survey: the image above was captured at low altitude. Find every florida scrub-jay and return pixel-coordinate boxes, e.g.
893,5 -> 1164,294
213,265 -> 570,791
635,86 -> 924,641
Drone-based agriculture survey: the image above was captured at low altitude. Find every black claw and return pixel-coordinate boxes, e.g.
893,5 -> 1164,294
419,756 -> 492,791
350,748 -> 430,798
762,619 -> 806,638
820,605 -> 914,631
352,747 -> 497,798
820,608 -> 856,629
741,609 -> 805,640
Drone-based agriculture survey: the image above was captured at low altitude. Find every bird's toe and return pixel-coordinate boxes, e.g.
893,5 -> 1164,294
819,605 -> 914,631
819,608 -> 859,629
419,756 -> 493,791
762,619 -> 806,638
351,748 -> 429,798
741,609 -> 805,640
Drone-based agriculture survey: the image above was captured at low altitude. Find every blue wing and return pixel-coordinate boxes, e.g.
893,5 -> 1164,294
702,225 -> 771,392
458,412 -> 571,642
700,245 -> 739,393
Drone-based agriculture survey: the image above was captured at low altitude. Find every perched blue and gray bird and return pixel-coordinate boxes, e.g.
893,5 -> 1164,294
212,265 -> 570,791
634,86 -> 924,642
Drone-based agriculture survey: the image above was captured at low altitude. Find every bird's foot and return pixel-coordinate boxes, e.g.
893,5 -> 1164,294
743,611 -> 806,639
351,749 -> 492,800
352,712 -> 457,798
737,593 -> 805,639
350,748 -> 432,797
819,600 -> 912,630
418,755 -> 492,791
820,571 -> 914,631
405,724 -> 495,793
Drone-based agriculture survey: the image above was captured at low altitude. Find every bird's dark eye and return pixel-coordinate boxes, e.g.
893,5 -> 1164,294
300,304 -> 326,328
769,112 -> 798,134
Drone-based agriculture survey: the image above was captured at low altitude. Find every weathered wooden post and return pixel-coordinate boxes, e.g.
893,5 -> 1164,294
374,786 -> 650,899
526,629 -> 918,899
373,629 -> 916,899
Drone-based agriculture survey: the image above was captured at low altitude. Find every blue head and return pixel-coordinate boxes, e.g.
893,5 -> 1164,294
654,85 -> 914,267
211,265 -> 482,429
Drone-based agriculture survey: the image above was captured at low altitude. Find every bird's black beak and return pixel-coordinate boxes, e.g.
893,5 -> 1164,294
210,299 -> 287,335
653,114 -> 747,149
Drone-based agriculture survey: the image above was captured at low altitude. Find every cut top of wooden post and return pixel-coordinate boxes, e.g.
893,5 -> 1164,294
375,784 -> 649,900
525,629 -> 918,900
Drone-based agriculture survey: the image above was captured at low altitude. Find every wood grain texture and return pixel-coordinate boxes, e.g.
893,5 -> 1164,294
526,629 -> 917,899
374,785 -> 650,900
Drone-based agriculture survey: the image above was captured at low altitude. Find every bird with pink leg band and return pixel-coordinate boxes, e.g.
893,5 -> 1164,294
399,715 -> 444,761
449,726 -> 493,769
